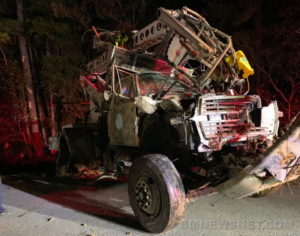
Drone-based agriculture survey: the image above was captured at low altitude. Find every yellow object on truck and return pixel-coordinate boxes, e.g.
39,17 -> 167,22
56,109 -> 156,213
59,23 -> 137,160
226,50 -> 254,78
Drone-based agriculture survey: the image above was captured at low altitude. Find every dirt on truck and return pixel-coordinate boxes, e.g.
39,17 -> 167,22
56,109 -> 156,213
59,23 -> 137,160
54,7 -> 300,233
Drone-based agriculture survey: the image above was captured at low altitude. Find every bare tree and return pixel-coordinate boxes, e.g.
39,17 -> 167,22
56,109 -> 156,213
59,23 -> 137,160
256,63 -> 300,123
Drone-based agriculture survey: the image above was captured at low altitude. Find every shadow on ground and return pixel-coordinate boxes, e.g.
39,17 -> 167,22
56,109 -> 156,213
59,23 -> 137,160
1,171 -> 145,232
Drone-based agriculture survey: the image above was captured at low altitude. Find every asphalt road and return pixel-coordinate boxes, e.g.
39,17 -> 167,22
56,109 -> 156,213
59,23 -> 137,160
0,175 -> 300,236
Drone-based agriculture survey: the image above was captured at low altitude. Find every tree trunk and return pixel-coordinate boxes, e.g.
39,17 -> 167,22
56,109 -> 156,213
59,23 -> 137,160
16,0 -> 44,156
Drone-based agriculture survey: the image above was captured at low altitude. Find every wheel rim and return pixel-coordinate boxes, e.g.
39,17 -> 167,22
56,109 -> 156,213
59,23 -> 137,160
135,173 -> 161,216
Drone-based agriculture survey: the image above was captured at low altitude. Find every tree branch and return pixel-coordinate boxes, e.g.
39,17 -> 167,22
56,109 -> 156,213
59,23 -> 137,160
255,63 -> 288,103
0,46 -> 7,65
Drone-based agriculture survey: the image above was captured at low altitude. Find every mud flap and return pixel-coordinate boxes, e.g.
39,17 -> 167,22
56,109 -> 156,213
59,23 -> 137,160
57,127 -> 97,170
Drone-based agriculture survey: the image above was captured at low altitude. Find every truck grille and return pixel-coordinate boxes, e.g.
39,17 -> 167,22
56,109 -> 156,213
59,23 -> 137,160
197,95 -> 270,145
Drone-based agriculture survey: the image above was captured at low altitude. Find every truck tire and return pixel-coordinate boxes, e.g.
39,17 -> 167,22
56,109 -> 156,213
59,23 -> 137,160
128,154 -> 186,233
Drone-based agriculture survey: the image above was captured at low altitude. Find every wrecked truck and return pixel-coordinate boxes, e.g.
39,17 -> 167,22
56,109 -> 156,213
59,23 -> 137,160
55,7 -> 300,233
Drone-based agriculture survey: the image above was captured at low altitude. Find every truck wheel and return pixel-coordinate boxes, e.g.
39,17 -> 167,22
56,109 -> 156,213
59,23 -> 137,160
128,154 -> 186,233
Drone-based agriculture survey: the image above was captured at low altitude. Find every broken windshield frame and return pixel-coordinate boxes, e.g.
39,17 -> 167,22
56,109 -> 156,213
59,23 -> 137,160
136,72 -> 192,99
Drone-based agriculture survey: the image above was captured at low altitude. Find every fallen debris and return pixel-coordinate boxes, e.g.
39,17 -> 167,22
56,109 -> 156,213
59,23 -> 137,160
47,217 -> 55,222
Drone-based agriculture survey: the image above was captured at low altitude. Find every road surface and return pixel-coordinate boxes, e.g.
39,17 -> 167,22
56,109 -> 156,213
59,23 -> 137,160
0,175 -> 299,236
